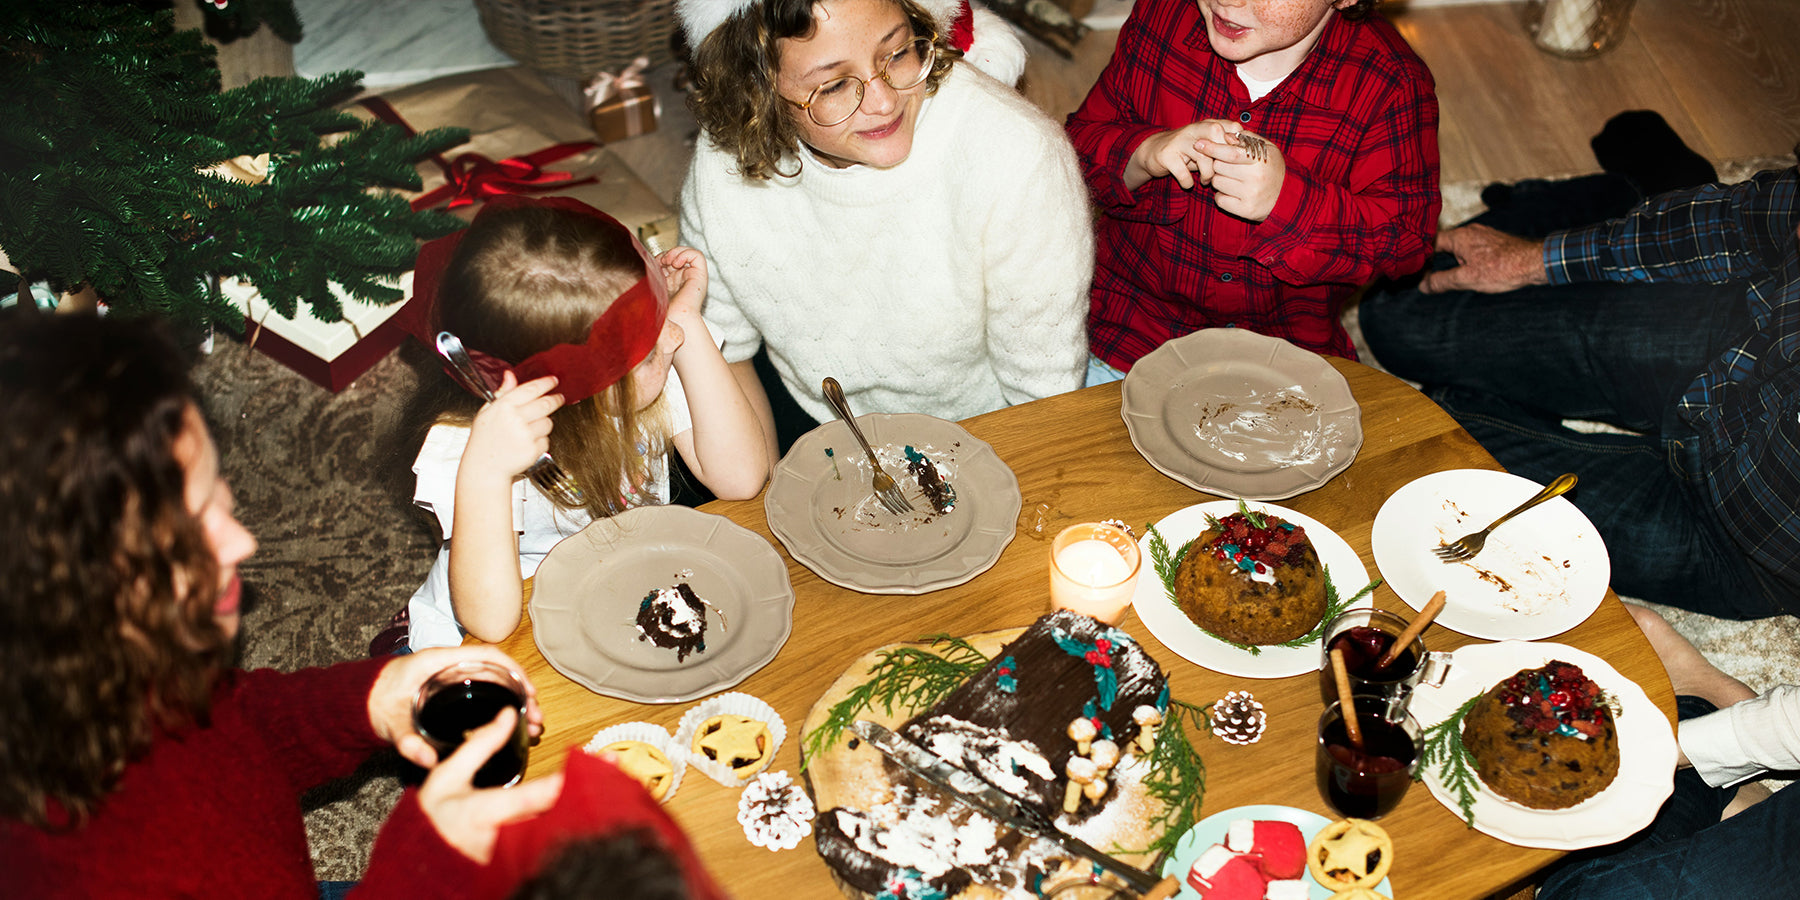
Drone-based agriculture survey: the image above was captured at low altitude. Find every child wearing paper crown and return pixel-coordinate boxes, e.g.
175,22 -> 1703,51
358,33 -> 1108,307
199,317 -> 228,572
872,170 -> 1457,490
397,196 -> 772,650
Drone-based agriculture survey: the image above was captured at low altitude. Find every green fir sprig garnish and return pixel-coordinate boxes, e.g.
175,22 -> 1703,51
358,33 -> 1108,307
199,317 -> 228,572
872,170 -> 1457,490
1147,518 -> 1381,655
1124,697 -> 1209,862
800,635 -> 989,771
1419,693 -> 1485,825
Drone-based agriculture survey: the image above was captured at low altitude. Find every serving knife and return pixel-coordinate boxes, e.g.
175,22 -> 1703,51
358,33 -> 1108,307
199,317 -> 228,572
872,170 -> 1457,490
851,720 -> 1180,900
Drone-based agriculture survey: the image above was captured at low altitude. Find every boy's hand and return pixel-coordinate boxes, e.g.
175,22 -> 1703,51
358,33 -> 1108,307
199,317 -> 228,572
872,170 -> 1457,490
1201,128 -> 1285,221
658,246 -> 708,322
463,371 -> 562,483
1126,120 -> 1234,191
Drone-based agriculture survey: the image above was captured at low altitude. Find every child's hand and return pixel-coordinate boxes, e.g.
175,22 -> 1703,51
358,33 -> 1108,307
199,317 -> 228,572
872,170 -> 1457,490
1200,127 -> 1285,221
462,371 -> 562,484
1126,120 -> 1235,191
658,246 -> 708,322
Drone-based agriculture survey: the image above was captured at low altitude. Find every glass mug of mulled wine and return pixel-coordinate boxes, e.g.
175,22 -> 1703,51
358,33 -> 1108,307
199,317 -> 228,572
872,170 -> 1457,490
1318,608 -> 1451,718
412,660 -> 531,788
1315,695 -> 1420,819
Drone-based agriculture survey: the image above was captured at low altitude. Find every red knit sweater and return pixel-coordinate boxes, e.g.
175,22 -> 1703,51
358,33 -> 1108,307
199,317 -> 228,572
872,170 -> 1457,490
2,657 -> 482,898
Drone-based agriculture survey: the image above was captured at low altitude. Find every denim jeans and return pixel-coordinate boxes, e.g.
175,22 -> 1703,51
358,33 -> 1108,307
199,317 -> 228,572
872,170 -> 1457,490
1535,697 -> 1797,900
1359,178 -> 1782,617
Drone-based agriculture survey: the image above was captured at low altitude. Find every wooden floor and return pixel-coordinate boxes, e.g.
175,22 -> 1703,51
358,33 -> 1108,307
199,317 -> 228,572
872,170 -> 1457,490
1025,0 -> 1800,186
1395,0 -> 1800,184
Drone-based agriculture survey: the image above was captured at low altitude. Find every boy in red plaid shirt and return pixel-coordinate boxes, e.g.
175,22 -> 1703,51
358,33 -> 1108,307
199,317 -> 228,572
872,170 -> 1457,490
1068,0 -> 1440,376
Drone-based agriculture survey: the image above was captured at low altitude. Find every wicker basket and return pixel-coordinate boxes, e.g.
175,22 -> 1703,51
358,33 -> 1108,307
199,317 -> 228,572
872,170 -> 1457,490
474,0 -> 678,82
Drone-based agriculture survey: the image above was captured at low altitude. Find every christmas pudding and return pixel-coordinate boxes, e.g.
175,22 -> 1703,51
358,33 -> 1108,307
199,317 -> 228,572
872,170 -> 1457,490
1173,507 -> 1326,645
804,611 -> 1188,900
1460,660 -> 1620,810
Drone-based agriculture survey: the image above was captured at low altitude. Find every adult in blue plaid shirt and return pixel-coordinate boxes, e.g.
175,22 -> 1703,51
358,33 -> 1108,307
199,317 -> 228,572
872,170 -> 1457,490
1361,150 -> 1799,620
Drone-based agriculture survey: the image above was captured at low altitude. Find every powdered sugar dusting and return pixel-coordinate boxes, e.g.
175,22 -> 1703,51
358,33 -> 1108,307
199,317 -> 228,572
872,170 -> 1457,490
1191,384 -> 1343,468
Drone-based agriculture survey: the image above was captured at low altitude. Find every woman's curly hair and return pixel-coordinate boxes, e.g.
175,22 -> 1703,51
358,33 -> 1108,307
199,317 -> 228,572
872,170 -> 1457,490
0,310 -> 233,828
685,0 -> 959,180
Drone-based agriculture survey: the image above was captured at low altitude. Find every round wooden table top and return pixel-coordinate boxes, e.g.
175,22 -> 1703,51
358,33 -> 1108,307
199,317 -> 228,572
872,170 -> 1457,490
487,359 -> 1675,900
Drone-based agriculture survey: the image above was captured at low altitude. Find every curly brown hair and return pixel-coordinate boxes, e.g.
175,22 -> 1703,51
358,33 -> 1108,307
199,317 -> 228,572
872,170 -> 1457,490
434,202 -> 670,517
0,310 -> 233,828
685,0 -> 959,180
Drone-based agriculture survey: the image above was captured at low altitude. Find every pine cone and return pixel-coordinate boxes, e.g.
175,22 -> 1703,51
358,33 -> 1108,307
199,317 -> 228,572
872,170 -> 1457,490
737,770 -> 815,851
1210,690 -> 1267,745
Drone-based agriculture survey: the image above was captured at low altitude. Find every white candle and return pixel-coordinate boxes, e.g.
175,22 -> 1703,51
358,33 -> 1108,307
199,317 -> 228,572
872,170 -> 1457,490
1049,523 -> 1142,624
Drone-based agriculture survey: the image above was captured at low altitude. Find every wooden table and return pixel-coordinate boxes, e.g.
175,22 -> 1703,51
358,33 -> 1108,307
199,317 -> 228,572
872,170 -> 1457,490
492,359 -> 1675,900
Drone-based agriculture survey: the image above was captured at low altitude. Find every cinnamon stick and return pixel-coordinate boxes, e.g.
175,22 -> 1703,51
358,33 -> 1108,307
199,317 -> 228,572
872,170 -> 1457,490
1329,647 -> 1364,749
1375,590 -> 1448,671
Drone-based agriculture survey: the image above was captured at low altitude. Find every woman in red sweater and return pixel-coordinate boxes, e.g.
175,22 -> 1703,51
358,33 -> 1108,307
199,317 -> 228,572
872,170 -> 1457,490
0,310 -> 562,897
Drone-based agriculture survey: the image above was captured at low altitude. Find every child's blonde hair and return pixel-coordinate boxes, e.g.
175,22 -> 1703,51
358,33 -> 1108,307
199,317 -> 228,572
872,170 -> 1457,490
436,204 -> 670,518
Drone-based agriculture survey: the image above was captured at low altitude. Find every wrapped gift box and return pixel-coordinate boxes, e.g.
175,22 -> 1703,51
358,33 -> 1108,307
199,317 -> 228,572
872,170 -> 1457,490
589,80 -> 658,144
222,273 -> 414,392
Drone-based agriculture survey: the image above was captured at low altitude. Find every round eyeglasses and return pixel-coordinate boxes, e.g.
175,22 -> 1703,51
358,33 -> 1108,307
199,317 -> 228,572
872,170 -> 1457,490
785,37 -> 937,127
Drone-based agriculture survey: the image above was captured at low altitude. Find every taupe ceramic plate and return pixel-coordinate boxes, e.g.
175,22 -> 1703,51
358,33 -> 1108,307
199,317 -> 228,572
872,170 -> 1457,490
764,413 -> 1021,594
1121,328 -> 1362,500
530,505 -> 794,704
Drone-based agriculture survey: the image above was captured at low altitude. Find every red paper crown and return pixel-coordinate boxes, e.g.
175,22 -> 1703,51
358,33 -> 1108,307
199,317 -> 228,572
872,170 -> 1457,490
401,195 -> 670,404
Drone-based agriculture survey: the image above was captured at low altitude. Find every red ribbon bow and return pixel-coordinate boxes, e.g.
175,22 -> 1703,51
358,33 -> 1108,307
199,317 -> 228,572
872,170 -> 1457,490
357,97 -> 599,211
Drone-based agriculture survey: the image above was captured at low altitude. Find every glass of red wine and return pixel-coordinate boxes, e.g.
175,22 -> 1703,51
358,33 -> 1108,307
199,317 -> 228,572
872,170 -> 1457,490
1318,608 -> 1450,716
412,660 -> 531,788
1315,695 -> 1420,819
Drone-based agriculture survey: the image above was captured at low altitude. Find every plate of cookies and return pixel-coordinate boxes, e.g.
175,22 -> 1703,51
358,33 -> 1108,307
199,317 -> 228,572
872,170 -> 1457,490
764,413 -> 1022,594
1410,640 -> 1676,849
1164,805 -> 1395,899
530,505 -> 795,704
1122,328 -> 1363,501
1134,501 -> 1373,678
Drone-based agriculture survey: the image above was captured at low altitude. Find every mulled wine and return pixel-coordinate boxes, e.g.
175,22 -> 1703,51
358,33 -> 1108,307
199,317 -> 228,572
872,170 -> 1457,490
1315,702 -> 1418,819
414,666 -> 529,788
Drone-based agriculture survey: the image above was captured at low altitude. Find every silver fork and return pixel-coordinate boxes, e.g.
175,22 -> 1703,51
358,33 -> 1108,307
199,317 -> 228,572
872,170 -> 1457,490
435,331 -> 587,508
821,377 -> 914,516
1434,472 -> 1578,562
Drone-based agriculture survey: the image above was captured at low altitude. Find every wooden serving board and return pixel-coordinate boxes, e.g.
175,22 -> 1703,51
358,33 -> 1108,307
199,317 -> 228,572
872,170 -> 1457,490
799,628 -> 1167,900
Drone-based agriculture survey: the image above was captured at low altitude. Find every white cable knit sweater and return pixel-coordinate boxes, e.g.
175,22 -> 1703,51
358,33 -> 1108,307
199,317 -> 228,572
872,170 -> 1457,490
679,63 -> 1093,424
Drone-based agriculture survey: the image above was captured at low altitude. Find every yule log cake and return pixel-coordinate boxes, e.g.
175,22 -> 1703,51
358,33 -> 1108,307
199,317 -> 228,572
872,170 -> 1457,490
802,610 -> 1203,899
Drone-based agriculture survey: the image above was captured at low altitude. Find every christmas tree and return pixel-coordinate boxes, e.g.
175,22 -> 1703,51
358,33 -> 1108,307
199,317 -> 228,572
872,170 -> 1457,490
0,0 -> 469,327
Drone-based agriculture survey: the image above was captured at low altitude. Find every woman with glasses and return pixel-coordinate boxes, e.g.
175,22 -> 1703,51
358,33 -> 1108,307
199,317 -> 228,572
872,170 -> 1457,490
676,0 -> 1094,452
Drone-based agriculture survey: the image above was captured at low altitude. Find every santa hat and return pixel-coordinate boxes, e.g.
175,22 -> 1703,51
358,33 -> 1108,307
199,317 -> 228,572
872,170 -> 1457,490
675,0 -> 1026,87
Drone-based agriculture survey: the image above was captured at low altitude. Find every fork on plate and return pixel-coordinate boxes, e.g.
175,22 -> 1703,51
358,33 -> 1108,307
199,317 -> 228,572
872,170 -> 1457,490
820,377 -> 914,516
1433,472 -> 1577,563
434,331 -> 587,508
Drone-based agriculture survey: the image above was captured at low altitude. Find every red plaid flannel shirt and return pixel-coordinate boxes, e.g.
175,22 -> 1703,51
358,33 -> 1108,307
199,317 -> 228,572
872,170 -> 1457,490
1067,1 -> 1441,366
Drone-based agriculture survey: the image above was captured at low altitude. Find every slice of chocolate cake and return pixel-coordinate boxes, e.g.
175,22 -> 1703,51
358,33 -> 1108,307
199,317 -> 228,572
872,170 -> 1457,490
904,445 -> 956,514
635,583 -> 708,662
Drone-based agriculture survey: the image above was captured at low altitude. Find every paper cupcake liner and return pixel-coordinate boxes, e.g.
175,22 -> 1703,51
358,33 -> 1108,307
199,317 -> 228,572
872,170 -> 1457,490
583,721 -> 685,803
674,691 -> 786,787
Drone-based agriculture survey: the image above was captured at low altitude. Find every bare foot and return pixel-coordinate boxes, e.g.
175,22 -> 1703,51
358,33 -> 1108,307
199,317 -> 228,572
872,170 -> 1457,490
1626,603 -> 1755,709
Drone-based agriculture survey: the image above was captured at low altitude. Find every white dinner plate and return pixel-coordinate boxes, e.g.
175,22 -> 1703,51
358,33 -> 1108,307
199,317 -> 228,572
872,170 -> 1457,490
1121,328 -> 1363,500
530,505 -> 795,704
1134,501 -> 1372,678
1161,804 -> 1393,899
1411,640 -> 1675,850
1372,469 -> 1610,640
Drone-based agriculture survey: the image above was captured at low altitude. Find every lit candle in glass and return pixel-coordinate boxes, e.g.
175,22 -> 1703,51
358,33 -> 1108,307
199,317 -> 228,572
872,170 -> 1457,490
1049,522 -> 1142,624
